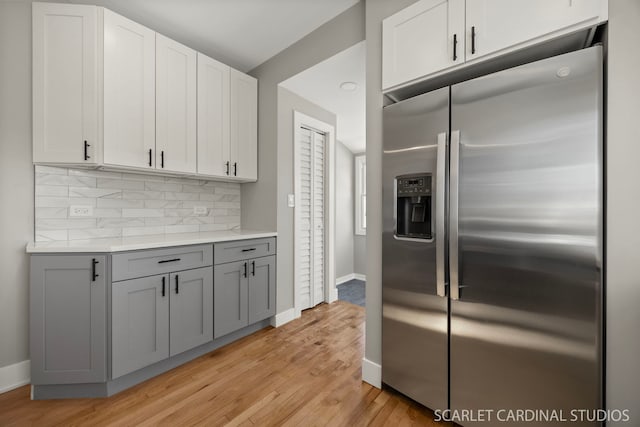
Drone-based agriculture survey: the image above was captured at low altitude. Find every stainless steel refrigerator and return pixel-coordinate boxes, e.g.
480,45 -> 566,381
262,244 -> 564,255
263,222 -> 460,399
382,46 -> 603,426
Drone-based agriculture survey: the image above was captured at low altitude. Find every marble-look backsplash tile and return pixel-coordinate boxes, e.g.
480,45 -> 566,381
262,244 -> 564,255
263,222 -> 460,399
35,166 -> 241,241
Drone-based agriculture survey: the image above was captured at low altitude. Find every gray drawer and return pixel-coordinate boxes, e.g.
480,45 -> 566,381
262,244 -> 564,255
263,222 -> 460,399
214,238 -> 276,265
112,244 -> 213,282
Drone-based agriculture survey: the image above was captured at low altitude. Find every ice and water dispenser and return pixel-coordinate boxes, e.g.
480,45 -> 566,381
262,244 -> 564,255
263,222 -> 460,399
395,173 -> 432,240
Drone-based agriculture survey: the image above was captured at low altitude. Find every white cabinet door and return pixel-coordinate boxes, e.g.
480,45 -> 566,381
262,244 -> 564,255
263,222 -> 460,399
103,9 -> 155,169
33,3 -> 98,165
155,34 -> 197,174
382,0 -> 465,90
466,0 -> 605,60
197,53 -> 230,178
230,69 -> 258,181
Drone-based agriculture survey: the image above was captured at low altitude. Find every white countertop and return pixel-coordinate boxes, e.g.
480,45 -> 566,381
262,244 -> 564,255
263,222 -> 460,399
26,230 -> 277,253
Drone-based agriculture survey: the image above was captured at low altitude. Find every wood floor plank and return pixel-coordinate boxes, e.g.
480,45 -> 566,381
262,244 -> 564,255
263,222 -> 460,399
0,301 -> 445,426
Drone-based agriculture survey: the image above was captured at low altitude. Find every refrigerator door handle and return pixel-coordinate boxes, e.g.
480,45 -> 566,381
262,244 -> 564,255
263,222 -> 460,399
436,132 -> 448,298
450,130 -> 461,300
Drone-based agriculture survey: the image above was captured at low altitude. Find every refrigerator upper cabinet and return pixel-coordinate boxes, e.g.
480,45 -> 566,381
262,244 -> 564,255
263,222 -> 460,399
103,9 -> 156,170
32,3 -> 99,165
382,86 -> 449,411
155,34 -> 197,174
382,0 -> 465,90
197,53 -> 231,178
466,0 -> 607,61
230,69 -> 258,181
449,47 -> 603,425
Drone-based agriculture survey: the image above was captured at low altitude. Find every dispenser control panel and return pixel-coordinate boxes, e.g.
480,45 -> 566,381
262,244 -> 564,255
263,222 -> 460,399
397,176 -> 431,196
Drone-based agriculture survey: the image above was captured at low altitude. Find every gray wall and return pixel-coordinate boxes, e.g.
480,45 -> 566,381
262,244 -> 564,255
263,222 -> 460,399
606,0 -> 640,422
354,234 -> 366,276
0,0 -> 33,369
275,87 -> 336,312
335,141 -> 355,279
364,0 -> 419,366
245,2 -> 365,314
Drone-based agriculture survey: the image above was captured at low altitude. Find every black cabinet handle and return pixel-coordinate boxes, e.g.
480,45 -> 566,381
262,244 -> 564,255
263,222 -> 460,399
91,258 -> 99,282
471,26 -> 476,54
241,248 -> 256,252
84,141 -> 90,161
251,261 -> 255,276
148,149 -> 153,167
243,262 -> 247,278
175,275 -> 179,294
161,151 -> 164,168
162,276 -> 166,297
158,258 -> 181,264
225,161 -> 230,175
233,162 -> 237,176
453,33 -> 458,61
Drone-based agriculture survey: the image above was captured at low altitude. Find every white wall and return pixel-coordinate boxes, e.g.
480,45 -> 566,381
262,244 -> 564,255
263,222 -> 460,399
245,3 -> 365,314
0,0 -> 33,370
606,0 -> 640,423
354,234 -> 366,276
335,141 -> 355,279
276,87 -> 337,312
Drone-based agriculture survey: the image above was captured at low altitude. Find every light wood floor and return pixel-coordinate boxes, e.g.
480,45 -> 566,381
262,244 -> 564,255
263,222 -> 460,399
0,301 -> 450,426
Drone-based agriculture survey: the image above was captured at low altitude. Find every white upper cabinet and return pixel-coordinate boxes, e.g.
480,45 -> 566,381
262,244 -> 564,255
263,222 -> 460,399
382,0 -> 465,90
156,34 -> 197,174
33,3 -> 99,165
230,69 -> 258,181
466,0 -> 606,61
382,0 -> 607,90
103,9 -> 156,170
197,53 -> 230,178
33,3 -> 259,182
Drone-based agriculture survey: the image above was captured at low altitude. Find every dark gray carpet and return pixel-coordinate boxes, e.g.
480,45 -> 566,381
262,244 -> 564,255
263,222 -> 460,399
337,279 -> 365,307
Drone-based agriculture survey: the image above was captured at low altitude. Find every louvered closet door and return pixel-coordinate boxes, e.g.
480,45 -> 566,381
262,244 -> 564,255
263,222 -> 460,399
298,127 -> 326,310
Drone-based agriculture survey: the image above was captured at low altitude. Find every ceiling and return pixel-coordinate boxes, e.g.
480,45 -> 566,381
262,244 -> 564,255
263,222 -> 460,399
68,0 -> 360,72
280,41 -> 365,153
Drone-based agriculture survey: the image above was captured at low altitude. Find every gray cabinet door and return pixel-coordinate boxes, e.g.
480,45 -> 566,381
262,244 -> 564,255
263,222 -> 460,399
248,256 -> 276,323
112,275 -> 169,379
30,255 -> 107,385
169,267 -> 213,356
214,261 -> 248,338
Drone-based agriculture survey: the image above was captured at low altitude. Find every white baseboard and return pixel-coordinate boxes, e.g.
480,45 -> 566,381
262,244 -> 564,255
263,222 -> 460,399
336,273 -> 366,286
270,308 -> 299,327
336,273 -> 355,285
0,360 -> 30,394
361,357 -> 381,389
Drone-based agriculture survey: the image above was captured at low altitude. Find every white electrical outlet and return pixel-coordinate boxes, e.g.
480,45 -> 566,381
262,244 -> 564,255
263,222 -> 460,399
193,206 -> 208,215
287,194 -> 295,208
69,205 -> 93,217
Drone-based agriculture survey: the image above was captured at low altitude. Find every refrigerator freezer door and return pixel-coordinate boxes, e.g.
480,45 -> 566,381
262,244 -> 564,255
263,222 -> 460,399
450,47 -> 602,426
382,86 -> 449,411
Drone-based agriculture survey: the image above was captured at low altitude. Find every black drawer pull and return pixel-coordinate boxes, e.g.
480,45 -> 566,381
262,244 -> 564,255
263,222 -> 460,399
241,248 -> 256,252
84,140 -> 90,161
148,148 -> 153,167
91,258 -> 99,282
225,161 -> 230,175
158,258 -> 181,264
243,262 -> 247,278
251,261 -> 255,276
162,276 -> 166,297
175,275 -> 179,294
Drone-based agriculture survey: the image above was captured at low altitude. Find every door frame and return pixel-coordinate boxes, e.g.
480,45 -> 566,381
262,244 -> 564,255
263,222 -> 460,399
293,111 -> 336,317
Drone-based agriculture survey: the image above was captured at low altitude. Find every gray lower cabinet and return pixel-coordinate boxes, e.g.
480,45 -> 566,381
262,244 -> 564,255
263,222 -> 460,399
112,275 -> 169,379
30,255 -> 107,385
112,267 -> 214,378
248,256 -> 276,323
169,267 -> 213,357
214,261 -> 248,338
214,255 -> 276,338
